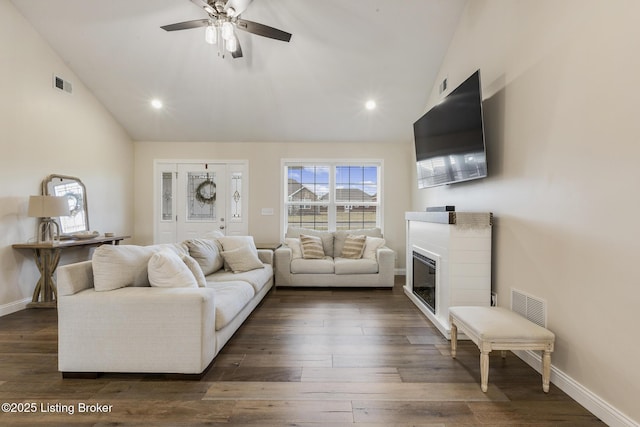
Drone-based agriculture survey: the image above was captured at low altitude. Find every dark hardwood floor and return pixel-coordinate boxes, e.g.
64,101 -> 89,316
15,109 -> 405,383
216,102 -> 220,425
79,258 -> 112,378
0,277 -> 604,426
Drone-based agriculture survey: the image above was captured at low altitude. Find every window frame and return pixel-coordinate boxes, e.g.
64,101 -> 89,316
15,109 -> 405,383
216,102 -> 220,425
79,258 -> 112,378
281,159 -> 383,237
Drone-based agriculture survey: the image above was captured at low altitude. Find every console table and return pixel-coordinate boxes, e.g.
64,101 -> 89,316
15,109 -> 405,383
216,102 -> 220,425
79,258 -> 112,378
12,235 -> 129,308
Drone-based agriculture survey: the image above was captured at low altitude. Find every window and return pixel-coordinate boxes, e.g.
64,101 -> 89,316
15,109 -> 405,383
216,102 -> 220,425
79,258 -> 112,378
284,161 -> 382,232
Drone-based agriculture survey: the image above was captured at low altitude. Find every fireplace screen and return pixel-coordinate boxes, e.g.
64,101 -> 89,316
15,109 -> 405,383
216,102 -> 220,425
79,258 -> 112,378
412,251 -> 436,314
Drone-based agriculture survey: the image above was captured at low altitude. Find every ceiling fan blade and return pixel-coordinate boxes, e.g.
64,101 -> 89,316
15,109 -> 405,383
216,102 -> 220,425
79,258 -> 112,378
236,19 -> 292,42
231,34 -> 243,59
225,0 -> 253,17
161,19 -> 210,31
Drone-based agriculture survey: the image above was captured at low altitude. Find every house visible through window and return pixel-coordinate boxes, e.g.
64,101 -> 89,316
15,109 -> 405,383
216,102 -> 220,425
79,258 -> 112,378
284,162 -> 382,232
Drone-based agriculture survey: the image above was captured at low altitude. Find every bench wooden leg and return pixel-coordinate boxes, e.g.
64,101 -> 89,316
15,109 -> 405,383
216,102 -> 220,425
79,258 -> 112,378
450,321 -> 457,359
480,350 -> 490,392
542,350 -> 551,393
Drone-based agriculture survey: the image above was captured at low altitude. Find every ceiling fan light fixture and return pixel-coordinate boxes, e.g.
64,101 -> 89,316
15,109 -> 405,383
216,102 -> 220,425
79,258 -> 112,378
226,37 -> 238,53
221,21 -> 234,40
205,24 -> 217,44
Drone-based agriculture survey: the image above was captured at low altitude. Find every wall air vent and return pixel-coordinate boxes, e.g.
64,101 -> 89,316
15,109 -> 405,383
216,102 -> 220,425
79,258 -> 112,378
511,288 -> 547,327
53,74 -> 72,94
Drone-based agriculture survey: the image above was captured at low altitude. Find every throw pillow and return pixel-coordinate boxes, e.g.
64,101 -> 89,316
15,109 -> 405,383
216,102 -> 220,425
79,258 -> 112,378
286,227 -> 334,257
221,246 -> 265,273
92,243 -> 187,291
217,236 -> 259,271
182,253 -> 207,287
284,237 -> 302,259
185,238 -> 224,275
362,236 -> 386,260
340,234 -> 367,259
147,250 -> 198,288
300,234 -> 325,259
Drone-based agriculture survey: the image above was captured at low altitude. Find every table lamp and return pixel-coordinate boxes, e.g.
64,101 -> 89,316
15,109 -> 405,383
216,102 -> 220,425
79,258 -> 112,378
28,195 -> 70,243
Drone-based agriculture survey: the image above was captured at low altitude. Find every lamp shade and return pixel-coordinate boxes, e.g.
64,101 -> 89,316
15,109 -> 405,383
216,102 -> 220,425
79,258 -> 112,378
28,195 -> 70,218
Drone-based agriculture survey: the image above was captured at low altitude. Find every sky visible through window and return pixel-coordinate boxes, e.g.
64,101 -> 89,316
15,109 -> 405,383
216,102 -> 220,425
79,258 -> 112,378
288,165 -> 378,197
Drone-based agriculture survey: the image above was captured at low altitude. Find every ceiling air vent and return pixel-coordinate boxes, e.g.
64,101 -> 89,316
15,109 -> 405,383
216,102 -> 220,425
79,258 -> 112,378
511,288 -> 547,328
53,74 -> 72,94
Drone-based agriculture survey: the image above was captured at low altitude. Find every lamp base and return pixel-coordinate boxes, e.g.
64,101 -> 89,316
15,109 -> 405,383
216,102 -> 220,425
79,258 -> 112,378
38,218 -> 61,243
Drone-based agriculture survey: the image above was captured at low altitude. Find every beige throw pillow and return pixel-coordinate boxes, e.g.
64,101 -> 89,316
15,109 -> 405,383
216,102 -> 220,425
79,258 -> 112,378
221,246 -> 265,273
182,253 -> 207,287
185,238 -> 224,275
362,236 -> 386,260
300,234 -> 325,259
217,236 -> 259,271
284,237 -> 302,259
147,250 -> 198,288
340,234 -> 367,259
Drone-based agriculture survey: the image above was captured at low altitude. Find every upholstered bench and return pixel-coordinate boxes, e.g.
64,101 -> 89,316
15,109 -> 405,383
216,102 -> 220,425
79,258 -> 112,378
449,306 -> 555,393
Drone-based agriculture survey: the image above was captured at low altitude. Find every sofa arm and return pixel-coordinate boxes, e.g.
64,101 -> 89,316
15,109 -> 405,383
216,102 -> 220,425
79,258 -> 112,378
274,246 -> 293,286
57,261 -> 94,296
376,247 -> 396,285
257,249 -> 274,265
58,287 -> 217,374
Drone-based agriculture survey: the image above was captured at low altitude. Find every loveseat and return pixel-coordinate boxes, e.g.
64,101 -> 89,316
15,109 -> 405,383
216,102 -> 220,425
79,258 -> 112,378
274,227 -> 395,287
56,236 -> 272,378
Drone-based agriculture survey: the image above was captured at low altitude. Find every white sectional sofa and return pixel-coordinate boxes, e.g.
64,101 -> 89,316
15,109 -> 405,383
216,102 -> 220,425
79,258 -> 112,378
56,236 -> 273,378
274,227 -> 395,287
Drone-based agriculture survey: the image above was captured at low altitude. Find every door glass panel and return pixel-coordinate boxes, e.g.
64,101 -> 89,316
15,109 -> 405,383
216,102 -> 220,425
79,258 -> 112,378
187,172 -> 217,221
231,172 -> 242,219
161,172 -> 173,221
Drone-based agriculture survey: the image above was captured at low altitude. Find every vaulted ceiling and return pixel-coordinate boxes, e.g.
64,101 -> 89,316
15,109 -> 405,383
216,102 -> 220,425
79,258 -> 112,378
11,0 -> 467,143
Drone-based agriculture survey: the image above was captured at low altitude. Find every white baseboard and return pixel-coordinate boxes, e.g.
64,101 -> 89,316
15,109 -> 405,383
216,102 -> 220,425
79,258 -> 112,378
513,350 -> 638,427
395,268 -> 406,276
0,298 -> 30,317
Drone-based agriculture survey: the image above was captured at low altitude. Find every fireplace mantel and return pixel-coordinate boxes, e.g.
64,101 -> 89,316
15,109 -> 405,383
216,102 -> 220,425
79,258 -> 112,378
405,211 -> 493,339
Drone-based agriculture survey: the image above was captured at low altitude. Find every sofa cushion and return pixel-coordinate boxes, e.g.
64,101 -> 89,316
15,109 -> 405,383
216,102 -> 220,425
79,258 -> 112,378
291,256 -> 335,274
205,281 -> 255,330
92,243 -> 188,292
286,227 -> 334,257
362,236 -> 386,260
340,234 -> 366,259
334,228 -> 382,257
147,250 -> 199,288
206,264 -> 273,293
222,245 -> 265,273
300,234 -> 325,259
185,238 -> 224,275
182,254 -> 207,287
334,257 -> 379,274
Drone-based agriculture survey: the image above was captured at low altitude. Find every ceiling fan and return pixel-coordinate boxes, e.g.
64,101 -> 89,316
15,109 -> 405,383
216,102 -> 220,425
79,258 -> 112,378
161,0 -> 292,59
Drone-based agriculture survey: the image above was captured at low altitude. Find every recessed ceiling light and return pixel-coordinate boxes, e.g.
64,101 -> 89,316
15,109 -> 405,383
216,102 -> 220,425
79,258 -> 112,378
150,98 -> 163,109
365,100 -> 376,110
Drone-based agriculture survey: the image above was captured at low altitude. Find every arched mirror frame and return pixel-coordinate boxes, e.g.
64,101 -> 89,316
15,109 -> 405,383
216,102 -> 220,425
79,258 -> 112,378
42,174 -> 90,235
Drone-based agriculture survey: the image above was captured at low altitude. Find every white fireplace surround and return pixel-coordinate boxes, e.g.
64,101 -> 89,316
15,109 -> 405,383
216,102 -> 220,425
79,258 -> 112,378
405,211 -> 493,339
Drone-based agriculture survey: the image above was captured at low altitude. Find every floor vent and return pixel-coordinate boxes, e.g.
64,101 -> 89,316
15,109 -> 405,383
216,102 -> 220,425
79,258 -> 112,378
511,289 -> 546,328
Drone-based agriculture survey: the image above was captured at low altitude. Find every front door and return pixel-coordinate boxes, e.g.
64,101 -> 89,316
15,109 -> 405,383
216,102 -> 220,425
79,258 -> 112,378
177,163 -> 226,241
154,161 -> 248,244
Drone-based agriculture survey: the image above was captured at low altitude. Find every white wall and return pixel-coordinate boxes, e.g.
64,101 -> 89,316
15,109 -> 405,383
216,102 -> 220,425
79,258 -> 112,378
0,0 -> 134,313
134,141 -> 412,267
412,0 -> 640,424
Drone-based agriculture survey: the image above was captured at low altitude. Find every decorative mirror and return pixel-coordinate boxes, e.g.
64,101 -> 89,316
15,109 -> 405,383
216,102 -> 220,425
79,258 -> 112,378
43,174 -> 89,235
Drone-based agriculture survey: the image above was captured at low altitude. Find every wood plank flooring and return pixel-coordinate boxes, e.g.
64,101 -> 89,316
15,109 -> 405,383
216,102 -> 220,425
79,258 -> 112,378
0,277 -> 604,426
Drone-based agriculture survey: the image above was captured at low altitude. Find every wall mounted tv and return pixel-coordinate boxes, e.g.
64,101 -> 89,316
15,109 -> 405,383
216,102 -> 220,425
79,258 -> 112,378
413,70 -> 487,189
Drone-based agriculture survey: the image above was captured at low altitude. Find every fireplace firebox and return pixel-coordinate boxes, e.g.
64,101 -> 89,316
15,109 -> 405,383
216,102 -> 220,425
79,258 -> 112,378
412,251 -> 436,314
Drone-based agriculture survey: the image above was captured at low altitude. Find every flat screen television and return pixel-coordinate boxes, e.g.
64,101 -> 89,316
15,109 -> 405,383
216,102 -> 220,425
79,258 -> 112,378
413,70 -> 487,188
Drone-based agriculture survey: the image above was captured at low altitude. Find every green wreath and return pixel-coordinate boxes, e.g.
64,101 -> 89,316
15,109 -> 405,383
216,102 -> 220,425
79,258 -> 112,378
195,179 -> 216,205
